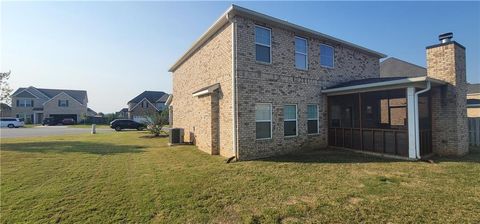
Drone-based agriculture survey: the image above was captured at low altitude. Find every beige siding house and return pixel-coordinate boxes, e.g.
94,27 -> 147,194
11,86 -> 88,124
169,5 -> 468,160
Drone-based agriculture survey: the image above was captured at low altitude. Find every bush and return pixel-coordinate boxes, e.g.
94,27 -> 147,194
145,110 -> 169,137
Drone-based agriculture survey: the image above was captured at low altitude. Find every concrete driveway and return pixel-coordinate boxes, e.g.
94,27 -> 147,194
0,126 -> 114,138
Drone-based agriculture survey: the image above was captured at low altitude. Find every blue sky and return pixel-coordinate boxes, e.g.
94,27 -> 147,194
1,1 -> 479,113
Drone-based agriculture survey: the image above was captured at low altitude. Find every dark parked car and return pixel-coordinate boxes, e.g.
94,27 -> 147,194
110,119 -> 145,131
61,118 -> 76,125
42,117 -> 58,126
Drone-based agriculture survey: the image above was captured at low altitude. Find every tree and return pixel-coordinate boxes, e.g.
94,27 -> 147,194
0,70 -> 13,105
145,110 -> 169,137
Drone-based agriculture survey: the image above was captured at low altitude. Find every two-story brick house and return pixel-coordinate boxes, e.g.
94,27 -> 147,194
127,91 -> 169,122
169,5 -> 468,160
11,86 -> 88,124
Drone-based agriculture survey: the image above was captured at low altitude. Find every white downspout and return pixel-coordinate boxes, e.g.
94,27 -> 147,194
227,13 -> 238,160
414,81 -> 431,159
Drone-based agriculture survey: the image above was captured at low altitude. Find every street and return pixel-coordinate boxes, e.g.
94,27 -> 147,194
0,126 -> 113,138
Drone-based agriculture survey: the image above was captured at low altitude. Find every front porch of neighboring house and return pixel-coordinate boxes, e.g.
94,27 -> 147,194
33,108 -> 44,124
323,77 -> 446,160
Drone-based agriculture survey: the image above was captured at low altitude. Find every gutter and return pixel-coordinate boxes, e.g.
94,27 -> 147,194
413,81 -> 431,159
227,13 -> 239,160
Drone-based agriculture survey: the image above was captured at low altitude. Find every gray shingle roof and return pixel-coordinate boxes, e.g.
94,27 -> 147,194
13,87 -> 87,103
468,83 -> 480,94
380,57 -> 427,78
128,91 -> 168,104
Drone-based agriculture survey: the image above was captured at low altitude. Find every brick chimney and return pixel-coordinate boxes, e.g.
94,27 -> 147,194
426,32 -> 468,156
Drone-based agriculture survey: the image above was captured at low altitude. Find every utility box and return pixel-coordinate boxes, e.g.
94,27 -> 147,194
169,128 -> 183,144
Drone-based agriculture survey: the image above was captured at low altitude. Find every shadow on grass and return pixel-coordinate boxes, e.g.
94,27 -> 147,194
259,147 -> 480,164
432,148 -> 480,163
258,149 -> 400,164
1,141 -> 145,155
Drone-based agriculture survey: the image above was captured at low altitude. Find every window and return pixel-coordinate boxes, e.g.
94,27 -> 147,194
295,36 -> 308,70
284,105 -> 297,137
141,100 -> 149,108
307,104 -> 319,134
58,100 -> 69,107
16,99 -> 33,107
320,44 -> 334,68
255,26 -> 271,63
16,113 -> 32,123
255,103 -> 272,139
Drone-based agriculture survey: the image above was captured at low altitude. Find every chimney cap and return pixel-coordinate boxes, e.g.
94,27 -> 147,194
439,32 -> 453,43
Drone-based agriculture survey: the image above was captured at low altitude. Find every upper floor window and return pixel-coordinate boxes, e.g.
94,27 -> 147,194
142,101 -> 149,108
16,99 -> 33,107
255,103 -> 272,140
295,36 -> 308,70
255,25 -> 271,63
58,100 -> 69,107
320,44 -> 334,68
156,103 -> 165,110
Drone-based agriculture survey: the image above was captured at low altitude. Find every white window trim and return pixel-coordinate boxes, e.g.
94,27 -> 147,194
320,44 -> 335,69
307,104 -> 320,135
58,100 -> 69,107
284,104 -> 298,137
254,25 -> 272,64
18,99 -> 33,107
295,36 -> 308,70
255,103 -> 273,140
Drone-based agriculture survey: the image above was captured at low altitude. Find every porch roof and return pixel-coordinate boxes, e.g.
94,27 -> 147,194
323,76 -> 446,95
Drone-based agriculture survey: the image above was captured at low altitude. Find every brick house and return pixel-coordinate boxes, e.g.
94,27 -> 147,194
169,5 -> 468,160
127,91 -> 169,122
381,56 -> 479,118
11,86 -> 88,124
467,84 -> 480,117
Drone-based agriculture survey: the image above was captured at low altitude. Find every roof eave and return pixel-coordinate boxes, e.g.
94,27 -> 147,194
323,76 -> 446,95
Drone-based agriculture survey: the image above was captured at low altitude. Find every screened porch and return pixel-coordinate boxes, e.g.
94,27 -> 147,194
323,77 -> 443,159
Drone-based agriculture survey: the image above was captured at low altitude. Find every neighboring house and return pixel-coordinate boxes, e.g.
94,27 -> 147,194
381,57 -> 479,118
87,107 -> 97,117
11,86 -> 88,124
116,108 -> 128,118
127,91 -> 169,122
0,103 -> 12,117
169,5 -> 468,160
380,57 -> 427,78
467,84 -> 480,117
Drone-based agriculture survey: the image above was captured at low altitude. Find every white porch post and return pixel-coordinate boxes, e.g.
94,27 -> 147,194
407,87 -> 417,159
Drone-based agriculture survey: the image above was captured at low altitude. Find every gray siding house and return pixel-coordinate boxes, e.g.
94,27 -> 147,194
127,91 -> 169,122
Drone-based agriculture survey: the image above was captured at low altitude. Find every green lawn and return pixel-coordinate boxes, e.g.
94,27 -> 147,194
1,132 -> 479,223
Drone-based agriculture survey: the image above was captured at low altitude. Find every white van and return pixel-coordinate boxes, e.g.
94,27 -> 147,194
0,117 -> 25,128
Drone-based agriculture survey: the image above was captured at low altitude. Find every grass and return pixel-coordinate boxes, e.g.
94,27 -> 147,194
1,132 -> 479,223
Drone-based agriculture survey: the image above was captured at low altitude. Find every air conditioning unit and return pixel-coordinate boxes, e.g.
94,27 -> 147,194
169,128 -> 183,144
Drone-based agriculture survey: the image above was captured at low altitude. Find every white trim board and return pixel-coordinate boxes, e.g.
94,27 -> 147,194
42,92 -> 85,106
130,98 -> 160,111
